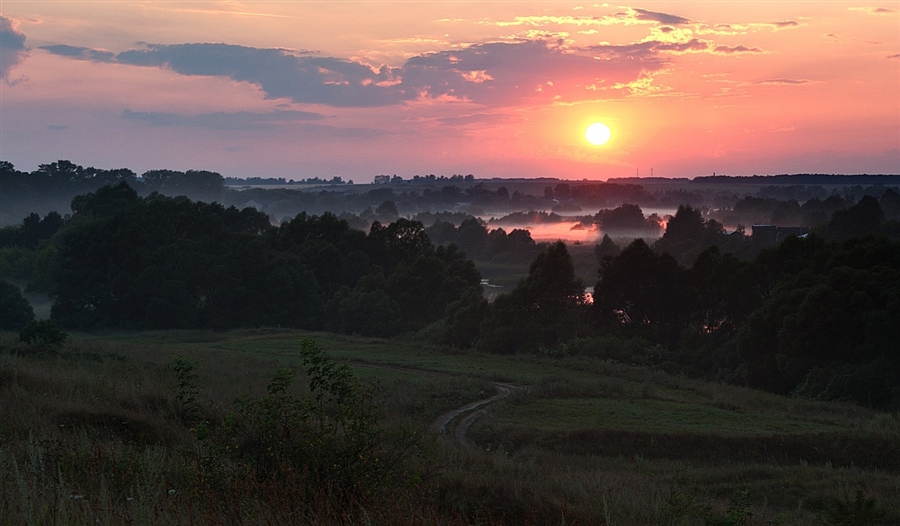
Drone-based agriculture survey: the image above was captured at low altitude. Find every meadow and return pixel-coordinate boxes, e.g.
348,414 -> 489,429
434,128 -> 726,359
1,329 -> 898,525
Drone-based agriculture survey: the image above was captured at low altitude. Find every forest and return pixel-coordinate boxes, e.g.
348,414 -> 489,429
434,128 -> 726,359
3,160 -> 899,410
2,160 -> 899,523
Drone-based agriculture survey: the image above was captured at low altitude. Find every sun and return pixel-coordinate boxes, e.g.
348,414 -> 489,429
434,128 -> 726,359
585,122 -> 611,146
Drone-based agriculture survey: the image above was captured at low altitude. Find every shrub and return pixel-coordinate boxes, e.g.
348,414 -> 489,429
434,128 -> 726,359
817,490 -> 892,526
184,339 -> 418,512
18,320 -> 68,347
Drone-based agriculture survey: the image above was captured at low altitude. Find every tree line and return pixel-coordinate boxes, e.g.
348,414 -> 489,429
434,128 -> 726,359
2,176 -> 898,410
460,199 -> 899,410
1,183 -> 481,336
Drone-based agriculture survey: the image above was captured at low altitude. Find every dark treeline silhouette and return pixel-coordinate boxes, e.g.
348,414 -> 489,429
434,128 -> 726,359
694,174 -> 900,185
425,217 -> 541,265
6,159 -> 899,231
3,162 -> 899,410
709,190 -> 900,229
591,203 -> 664,238
224,175 -> 350,186
0,183 -> 480,336
457,196 -> 900,410
0,160 -> 227,223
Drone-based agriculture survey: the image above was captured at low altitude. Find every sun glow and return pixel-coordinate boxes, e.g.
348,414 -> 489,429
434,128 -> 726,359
585,122 -> 611,145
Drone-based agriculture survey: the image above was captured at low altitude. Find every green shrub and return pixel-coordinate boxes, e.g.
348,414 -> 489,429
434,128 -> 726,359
171,355 -> 201,422
18,319 -> 68,346
817,490 -> 891,526
183,339 -> 417,510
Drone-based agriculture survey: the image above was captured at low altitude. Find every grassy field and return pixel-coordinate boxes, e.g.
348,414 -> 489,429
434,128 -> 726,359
2,329 -> 898,525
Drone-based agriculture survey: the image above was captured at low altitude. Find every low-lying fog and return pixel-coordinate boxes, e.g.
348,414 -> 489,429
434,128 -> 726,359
494,221 -> 666,244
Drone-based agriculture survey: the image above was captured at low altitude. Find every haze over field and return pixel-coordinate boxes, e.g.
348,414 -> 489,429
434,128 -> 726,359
1,2 -> 898,181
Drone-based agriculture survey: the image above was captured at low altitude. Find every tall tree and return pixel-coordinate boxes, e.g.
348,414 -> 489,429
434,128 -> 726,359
0,279 -> 35,331
478,241 -> 586,354
594,239 -> 688,340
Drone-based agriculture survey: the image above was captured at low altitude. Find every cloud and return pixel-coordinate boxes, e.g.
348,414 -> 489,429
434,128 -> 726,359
0,16 -> 25,50
110,43 -> 406,107
403,39 -> 665,105
772,21 -> 800,28
40,44 -> 115,62
700,21 -> 802,35
652,38 -> 710,54
435,113 -> 513,126
754,78 -> 809,85
491,8 -> 690,28
848,7 -> 896,15
44,38 -> 670,108
47,124 -> 69,130
631,8 -> 690,25
122,109 -> 326,130
492,15 -> 612,28
712,44 -> 763,55
889,54 -> 900,59
0,15 -> 28,82
588,38 -> 716,59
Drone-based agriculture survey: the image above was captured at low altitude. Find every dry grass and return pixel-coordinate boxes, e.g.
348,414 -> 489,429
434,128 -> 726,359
1,330 -> 898,525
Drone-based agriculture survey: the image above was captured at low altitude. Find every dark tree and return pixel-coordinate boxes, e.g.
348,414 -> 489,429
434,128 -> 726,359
655,205 -> 725,266
478,241 -> 586,354
375,200 -> 399,221
456,217 -> 489,259
594,234 -> 621,261
823,196 -> 885,241
442,288 -> 489,348
0,279 -> 35,331
595,203 -> 648,233
424,219 -> 458,247
594,239 -> 688,341
71,182 -> 141,218
737,235 -> 900,408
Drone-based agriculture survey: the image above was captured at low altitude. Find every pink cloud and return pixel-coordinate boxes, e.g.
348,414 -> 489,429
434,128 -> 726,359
41,38 -> 669,108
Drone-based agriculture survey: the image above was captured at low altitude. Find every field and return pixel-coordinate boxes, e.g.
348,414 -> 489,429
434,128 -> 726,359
2,329 -> 898,524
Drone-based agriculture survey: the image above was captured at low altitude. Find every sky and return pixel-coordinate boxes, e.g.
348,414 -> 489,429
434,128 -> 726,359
1,2 -> 898,182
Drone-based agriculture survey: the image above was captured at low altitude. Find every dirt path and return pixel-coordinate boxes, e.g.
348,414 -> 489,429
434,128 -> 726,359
346,360 -> 515,445
432,383 -> 514,444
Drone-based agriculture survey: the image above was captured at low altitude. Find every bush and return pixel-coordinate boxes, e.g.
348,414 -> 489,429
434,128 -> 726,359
18,320 -> 68,347
817,490 -> 892,525
185,339 -> 418,510
562,335 -> 664,365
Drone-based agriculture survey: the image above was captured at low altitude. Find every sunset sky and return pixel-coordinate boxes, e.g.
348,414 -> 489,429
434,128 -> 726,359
1,2 -> 898,182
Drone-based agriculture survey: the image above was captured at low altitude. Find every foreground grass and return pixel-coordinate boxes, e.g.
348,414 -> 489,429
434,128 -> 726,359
2,329 -> 898,525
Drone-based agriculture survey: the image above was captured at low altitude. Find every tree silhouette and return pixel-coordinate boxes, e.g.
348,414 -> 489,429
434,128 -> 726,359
479,241 -> 586,353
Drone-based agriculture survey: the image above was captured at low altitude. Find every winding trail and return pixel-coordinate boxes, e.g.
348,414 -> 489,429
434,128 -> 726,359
432,383 -> 515,444
345,360 -> 515,445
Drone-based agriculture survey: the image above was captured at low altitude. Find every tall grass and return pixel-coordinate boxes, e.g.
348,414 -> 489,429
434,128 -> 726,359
2,331 -> 898,525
